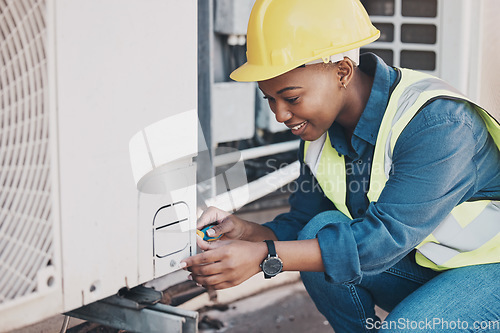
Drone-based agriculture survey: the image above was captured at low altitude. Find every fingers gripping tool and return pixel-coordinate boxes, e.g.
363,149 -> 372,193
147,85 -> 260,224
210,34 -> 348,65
196,224 -> 223,242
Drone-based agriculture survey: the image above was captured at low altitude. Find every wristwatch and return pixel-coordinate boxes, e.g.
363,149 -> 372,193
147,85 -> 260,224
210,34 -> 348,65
260,240 -> 283,279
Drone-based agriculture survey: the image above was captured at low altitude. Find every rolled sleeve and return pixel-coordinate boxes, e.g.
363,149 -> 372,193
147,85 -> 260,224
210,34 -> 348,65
315,213 -> 363,284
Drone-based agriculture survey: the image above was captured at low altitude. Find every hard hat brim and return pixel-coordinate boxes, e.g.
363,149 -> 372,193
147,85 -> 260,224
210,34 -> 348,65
230,61 -> 304,82
230,32 -> 380,82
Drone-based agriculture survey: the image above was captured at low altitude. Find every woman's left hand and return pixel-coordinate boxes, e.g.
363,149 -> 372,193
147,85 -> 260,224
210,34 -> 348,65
180,236 -> 268,290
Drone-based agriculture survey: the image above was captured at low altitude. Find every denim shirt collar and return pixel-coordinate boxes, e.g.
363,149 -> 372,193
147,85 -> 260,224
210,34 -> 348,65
328,53 -> 397,159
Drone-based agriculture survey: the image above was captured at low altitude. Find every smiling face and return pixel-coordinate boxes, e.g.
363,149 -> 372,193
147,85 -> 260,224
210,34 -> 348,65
258,63 -> 346,141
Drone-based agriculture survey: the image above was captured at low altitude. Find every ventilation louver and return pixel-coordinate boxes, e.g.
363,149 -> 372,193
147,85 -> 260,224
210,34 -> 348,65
0,0 -> 54,306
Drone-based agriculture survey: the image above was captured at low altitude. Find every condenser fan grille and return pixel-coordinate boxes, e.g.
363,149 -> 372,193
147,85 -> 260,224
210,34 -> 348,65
0,0 -> 53,305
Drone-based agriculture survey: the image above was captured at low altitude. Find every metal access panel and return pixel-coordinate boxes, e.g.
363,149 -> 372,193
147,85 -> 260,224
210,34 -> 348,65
0,0 -> 198,332
212,0 -> 288,135
214,0 -> 254,35
130,110 -> 198,283
212,82 -> 256,143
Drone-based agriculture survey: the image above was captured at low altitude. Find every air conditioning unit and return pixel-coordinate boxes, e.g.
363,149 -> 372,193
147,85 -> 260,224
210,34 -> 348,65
361,0 -> 500,116
0,0 -> 198,331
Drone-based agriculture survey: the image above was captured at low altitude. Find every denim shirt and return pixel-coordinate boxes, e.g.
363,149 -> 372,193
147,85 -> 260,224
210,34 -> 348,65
262,53 -> 500,284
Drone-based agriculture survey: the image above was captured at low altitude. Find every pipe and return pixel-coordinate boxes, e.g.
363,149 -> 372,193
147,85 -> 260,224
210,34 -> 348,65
213,140 -> 300,167
205,160 -> 300,212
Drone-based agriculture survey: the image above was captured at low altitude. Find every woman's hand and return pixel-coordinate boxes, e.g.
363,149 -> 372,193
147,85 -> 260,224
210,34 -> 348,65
197,206 -> 254,241
197,206 -> 277,242
180,236 -> 268,290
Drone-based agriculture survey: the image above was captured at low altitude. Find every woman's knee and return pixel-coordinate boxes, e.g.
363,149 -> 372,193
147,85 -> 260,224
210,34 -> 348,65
300,271 -> 343,305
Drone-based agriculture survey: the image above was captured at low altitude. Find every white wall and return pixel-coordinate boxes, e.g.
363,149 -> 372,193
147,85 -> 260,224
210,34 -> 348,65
477,0 -> 500,118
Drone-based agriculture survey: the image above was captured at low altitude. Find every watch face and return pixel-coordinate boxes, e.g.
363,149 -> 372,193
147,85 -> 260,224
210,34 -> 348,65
263,257 -> 283,276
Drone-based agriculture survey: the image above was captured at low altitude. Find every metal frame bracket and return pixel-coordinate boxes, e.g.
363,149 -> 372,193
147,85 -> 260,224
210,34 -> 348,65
66,286 -> 198,333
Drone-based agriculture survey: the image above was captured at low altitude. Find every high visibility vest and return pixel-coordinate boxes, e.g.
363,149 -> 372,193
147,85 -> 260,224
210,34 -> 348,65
304,68 -> 500,271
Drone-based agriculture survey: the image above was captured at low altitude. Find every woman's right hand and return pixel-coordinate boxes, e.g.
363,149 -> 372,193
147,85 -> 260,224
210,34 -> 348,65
197,206 -> 249,241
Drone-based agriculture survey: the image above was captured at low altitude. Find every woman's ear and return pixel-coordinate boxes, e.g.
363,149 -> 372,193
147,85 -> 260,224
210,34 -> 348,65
336,58 -> 355,89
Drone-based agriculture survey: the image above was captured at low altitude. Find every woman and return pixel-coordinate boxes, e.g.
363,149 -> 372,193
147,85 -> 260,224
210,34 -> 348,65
182,0 -> 500,331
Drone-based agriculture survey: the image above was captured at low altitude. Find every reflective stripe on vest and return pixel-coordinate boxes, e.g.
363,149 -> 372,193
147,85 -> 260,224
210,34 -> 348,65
304,133 -> 351,218
304,68 -> 500,271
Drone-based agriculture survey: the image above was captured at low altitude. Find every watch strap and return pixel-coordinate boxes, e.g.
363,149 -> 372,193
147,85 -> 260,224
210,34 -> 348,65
264,240 -> 277,257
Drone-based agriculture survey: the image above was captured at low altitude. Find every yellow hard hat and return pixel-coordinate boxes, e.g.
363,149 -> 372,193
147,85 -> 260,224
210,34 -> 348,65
230,0 -> 380,82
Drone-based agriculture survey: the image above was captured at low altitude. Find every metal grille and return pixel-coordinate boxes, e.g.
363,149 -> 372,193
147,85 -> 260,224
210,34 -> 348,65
0,0 -> 53,305
361,0 -> 439,73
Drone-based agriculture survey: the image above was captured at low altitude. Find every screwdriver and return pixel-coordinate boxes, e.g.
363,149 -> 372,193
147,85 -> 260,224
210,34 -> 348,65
196,223 -> 223,242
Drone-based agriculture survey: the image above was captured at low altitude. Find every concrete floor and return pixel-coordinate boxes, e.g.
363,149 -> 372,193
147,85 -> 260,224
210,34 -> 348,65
194,279 -> 389,333
197,280 -> 333,333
